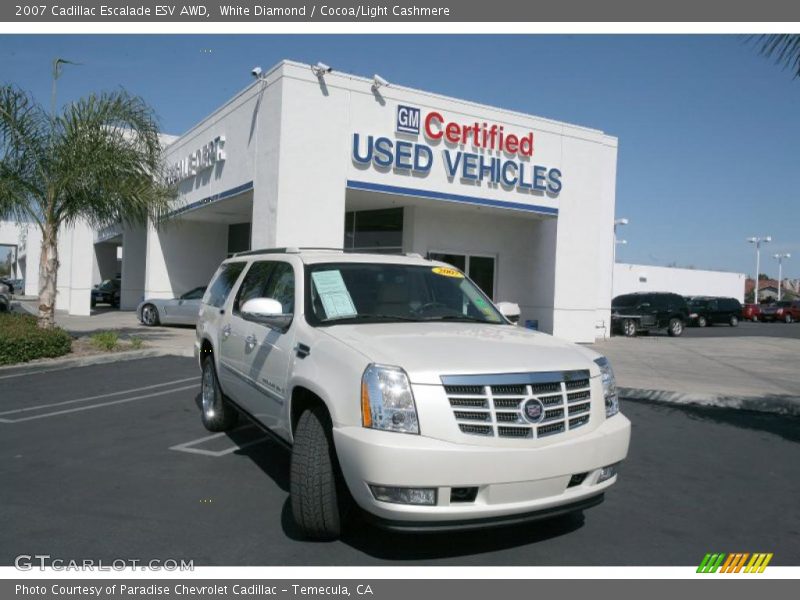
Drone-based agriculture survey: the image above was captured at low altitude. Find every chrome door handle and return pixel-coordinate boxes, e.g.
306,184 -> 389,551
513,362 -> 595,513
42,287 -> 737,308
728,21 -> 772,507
221,324 -> 231,340
245,334 -> 257,350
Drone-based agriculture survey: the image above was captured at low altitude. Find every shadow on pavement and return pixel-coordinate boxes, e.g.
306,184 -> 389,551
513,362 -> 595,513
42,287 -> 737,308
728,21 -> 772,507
623,398 -> 800,443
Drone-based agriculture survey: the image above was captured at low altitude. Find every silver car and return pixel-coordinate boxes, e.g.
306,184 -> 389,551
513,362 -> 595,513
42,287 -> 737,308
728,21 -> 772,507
137,286 -> 206,326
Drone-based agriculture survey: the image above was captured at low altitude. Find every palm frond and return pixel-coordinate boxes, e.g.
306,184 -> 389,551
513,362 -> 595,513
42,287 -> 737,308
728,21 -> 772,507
754,34 -> 800,78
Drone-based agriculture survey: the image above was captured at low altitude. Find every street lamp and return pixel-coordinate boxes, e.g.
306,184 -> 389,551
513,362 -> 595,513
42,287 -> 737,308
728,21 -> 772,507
610,218 -> 629,304
773,253 -> 791,302
747,236 -> 771,303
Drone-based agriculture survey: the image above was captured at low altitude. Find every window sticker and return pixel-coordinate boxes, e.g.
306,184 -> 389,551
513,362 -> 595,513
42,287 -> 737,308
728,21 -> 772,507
432,266 -> 464,278
311,270 -> 358,319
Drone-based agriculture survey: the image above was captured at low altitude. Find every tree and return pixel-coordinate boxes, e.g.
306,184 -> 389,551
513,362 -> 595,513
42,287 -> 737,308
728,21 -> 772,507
0,85 -> 174,328
754,34 -> 800,78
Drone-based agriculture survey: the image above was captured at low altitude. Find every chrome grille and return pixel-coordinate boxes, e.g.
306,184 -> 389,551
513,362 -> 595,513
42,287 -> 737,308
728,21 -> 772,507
442,370 -> 592,440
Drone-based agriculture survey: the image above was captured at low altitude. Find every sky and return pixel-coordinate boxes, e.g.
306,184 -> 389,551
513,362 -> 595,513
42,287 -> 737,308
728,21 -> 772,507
1,34 -> 799,279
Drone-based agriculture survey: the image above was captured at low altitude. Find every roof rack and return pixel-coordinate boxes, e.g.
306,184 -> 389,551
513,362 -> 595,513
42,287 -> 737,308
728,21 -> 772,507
234,247 -> 345,257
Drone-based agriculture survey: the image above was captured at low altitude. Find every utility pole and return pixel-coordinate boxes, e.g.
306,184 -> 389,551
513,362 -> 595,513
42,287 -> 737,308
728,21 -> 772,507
747,236 -> 771,302
773,253 -> 791,302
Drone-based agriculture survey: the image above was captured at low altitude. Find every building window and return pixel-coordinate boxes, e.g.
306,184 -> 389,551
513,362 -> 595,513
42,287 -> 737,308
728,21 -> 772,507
428,252 -> 496,300
344,208 -> 403,253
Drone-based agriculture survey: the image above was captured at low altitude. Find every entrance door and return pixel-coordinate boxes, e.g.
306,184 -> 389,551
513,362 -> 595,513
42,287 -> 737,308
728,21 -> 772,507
428,252 -> 496,300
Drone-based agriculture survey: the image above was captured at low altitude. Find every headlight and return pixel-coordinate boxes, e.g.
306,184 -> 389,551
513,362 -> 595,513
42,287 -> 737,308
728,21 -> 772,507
594,356 -> 619,418
361,364 -> 420,434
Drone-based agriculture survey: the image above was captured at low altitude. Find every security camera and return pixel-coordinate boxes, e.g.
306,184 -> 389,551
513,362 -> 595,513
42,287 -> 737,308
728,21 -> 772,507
372,74 -> 389,89
311,62 -> 332,77
251,66 -> 263,79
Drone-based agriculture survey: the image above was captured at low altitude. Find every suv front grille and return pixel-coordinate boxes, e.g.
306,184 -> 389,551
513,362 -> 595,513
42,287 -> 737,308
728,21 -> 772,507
442,371 -> 592,440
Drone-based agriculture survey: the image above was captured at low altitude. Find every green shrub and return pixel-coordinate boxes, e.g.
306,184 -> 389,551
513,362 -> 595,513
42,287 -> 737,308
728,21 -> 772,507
90,331 -> 119,351
0,313 -> 73,365
130,336 -> 144,350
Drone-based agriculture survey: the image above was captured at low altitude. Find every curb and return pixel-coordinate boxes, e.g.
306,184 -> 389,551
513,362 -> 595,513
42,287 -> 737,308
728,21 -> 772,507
0,348 -> 193,379
619,386 -> 800,418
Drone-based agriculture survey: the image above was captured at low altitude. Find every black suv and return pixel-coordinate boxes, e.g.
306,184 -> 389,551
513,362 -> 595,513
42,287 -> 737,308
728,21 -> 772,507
611,292 -> 690,337
686,296 -> 742,327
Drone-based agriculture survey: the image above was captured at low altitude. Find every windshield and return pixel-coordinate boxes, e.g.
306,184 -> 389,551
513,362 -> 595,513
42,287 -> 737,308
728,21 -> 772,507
305,262 -> 505,325
98,280 -> 118,290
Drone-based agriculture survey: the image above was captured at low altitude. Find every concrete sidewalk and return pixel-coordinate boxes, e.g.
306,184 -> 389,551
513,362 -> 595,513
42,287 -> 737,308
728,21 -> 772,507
591,335 -> 800,416
13,299 -> 195,357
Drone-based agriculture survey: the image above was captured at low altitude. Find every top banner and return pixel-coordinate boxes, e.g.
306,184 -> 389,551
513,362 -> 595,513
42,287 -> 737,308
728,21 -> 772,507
4,0 -> 800,22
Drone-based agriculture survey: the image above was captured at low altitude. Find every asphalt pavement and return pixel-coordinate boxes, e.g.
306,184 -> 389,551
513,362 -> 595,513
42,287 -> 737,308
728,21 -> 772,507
1,357 -> 798,566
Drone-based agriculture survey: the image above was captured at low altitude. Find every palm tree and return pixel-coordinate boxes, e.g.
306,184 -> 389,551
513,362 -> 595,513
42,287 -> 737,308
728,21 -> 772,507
755,34 -> 800,78
0,85 -> 174,328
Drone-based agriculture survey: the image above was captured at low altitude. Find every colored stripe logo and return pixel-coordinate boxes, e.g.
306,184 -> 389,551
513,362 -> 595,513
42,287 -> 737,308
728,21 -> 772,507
697,553 -> 773,573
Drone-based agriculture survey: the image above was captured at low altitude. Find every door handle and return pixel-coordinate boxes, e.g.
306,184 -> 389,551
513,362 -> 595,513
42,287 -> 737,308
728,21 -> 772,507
245,334 -> 257,350
221,324 -> 231,340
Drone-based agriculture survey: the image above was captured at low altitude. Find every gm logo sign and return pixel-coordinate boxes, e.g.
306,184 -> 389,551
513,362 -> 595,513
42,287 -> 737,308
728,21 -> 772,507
396,105 -> 420,135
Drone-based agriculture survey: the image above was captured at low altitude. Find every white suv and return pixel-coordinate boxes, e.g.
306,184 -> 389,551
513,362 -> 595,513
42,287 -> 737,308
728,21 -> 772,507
195,248 -> 631,539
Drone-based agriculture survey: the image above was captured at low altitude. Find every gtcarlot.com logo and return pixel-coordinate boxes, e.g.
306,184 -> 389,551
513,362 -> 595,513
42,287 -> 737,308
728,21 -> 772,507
14,554 -> 194,571
697,552 -> 773,573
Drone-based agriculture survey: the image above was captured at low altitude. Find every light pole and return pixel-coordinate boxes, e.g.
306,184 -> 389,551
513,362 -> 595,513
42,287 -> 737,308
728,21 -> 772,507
747,236 -> 771,303
773,253 -> 791,302
610,218 -> 628,301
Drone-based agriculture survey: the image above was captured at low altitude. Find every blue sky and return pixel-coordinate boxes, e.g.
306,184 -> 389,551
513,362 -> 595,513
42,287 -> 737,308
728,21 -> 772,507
2,35 -> 798,279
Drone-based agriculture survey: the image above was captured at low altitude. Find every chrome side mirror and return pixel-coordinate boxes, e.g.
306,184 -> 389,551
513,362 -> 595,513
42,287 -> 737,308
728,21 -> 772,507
240,298 -> 293,331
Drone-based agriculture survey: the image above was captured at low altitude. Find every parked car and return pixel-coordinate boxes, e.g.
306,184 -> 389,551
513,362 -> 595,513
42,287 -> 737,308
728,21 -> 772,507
611,292 -> 689,337
0,282 -> 10,312
90,279 -> 121,308
686,296 -> 742,327
0,277 -> 14,295
137,286 -> 206,326
759,300 -> 800,323
742,303 -> 761,322
194,249 -> 631,539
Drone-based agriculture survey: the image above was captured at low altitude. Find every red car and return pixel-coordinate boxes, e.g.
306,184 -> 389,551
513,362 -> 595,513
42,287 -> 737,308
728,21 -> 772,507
742,303 -> 761,321
761,300 -> 800,323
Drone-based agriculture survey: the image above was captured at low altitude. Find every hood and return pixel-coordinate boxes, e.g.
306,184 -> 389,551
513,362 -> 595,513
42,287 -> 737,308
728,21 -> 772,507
320,322 -> 602,384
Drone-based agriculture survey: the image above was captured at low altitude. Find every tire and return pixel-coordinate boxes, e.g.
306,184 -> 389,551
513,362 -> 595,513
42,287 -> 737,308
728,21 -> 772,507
667,318 -> 684,337
729,315 -> 739,327
141,304 -> 160,326
112,293 -> 120,309
785,314 -> 793,324
90,297 -> 96,308
622,319 -> 637,337
752,315 -> 758,322
290,406 -> 349,540
697,315 -> 707,328
200,356 -> 238,432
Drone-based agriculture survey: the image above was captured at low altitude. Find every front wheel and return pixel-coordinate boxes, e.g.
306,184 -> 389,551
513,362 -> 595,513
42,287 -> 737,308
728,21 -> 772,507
729,315 -> 739,327
290,406 -> 349,540
200,356 -> 238,432
667,318 -> 684,337
141,304 -> 160,326
622,319 -> 637,337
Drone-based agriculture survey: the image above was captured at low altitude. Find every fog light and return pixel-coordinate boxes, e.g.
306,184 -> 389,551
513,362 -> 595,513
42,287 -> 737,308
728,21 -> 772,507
597,463 -> 619,483
369,485 -> 437,506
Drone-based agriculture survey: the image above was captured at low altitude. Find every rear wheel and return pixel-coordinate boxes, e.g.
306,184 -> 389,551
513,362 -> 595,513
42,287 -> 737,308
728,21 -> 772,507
290,406 -> 349,540
667,318 -> 684,337
697,315 -> 707,327
785,314 -> 794,324
200,356 -> 238,432
622,319 -> 637,337
729,315 -> 739,327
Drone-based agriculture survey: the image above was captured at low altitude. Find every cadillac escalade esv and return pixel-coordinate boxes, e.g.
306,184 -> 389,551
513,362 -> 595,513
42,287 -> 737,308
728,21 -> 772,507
195,249 -> 631,539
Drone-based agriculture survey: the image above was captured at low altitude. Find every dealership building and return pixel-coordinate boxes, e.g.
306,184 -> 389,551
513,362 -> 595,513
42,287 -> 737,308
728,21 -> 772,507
6,60 -> 625,342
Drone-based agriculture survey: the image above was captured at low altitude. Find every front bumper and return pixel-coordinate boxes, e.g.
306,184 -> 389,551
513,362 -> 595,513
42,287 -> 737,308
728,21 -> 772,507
333,412 -> 630,524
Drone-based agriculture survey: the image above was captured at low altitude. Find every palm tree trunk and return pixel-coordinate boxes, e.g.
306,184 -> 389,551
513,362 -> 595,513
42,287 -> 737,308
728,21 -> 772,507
38,222 -> 59,329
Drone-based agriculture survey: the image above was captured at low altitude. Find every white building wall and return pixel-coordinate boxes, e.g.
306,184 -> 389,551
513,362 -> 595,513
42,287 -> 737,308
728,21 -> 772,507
120,226 -> 147,309
613,263 -> 746,302
55,222 -> 94,315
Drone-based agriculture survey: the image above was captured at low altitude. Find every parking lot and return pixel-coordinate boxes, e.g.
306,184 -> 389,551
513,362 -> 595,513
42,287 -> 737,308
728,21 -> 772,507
1,356 -> 798,566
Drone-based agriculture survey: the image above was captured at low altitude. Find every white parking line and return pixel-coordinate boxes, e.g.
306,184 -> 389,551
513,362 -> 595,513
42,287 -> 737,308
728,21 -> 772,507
0,384 -> 197,423
169,426 -> 271,457
0,377 -> 197,416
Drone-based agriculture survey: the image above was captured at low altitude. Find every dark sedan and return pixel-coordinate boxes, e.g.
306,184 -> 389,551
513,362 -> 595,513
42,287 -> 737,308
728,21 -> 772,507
91,279 -> 121,308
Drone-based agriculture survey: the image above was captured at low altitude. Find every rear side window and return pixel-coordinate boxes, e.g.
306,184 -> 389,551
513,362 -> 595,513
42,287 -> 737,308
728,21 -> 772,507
205,262 -> 246,308
264,262 -> 295,314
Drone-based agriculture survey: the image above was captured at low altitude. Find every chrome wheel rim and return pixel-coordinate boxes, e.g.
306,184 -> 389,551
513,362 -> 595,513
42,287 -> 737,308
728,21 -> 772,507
672,321 -> 682,335
202,365 -> 216,418
143,306 -> 155,325
624,321 -> 635,336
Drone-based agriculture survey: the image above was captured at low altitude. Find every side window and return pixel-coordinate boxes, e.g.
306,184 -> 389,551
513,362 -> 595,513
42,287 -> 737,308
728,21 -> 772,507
205,262 -> 246,308
182,287 -> 205,300
233,261 -> 275,315
264,262 -> 295,314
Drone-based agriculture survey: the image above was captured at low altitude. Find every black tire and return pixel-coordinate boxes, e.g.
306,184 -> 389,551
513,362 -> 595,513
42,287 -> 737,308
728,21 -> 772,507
112,293 -> 120,309
90,297 -> 96,308
697,315 -> 707,327
785,314 -> 793,324
141,304 -> 160,326
622,319 -> 637,337
200,356 -> 238,432
667,317 -> 684,337
290,406 -> 349,540
729,315 -> 739,327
